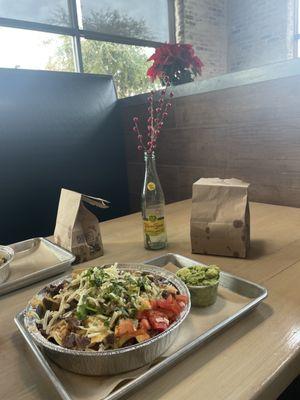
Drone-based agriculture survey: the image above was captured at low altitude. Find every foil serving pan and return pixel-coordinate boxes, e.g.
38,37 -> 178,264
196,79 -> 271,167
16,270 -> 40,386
24,263 -> 191,376
0,245 -> 14,284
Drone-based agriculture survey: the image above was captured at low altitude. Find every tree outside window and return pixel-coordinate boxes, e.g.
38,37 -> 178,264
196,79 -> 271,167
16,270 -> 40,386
46,9 -> 161,98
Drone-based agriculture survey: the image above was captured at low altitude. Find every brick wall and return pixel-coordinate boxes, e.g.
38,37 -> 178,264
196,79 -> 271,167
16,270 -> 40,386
228,0 -> 296,72
120,71 -> 300,212
175,0 -> 228,78
176,0 -> 296,77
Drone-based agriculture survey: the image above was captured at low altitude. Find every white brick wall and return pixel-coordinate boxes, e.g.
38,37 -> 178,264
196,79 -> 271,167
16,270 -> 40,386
176,0 -> 296,77
176,0 -> 228,78
228,0 -> 295,72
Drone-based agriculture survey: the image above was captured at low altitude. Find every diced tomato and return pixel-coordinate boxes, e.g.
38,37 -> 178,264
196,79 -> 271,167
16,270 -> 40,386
147,310 -> 170,332
167,294 -> 173,303
154,308 -> 176,322
115,319 -> 135,337
156,297 -> 181,315
136,310 -> 148,320
137,293 -> 187,330
140,318 -> 151,331
149,299 -> 157,309
178,301 -> 186,309
175,294 -> 188,304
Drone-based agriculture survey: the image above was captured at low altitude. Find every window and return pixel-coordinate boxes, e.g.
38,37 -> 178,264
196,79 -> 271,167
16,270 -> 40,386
297,0 -> 300,56
81,40 -> 155,98
0,0 -> 71,26
0,27 -> 75,71
80,0 -> 170,42
0,0 -> 175,97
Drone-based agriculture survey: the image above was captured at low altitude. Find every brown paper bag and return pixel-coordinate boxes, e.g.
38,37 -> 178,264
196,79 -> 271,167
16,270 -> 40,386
54,188 -> 109,263
190,178 -> 250,258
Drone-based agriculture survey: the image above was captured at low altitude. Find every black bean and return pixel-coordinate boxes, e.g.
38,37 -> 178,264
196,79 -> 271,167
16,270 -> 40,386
68,299 -> 78,310
75,335 -> 90,349
43,296 -> 59,311
35,304 -> 45,318
63,333 -> 76,349
66,317 -> 80,331
104,333 -> 115,346
46,281 -> 68,296
121,337 -> 137,348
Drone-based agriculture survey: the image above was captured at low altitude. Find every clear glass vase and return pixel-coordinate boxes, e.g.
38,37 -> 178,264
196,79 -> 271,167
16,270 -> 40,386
141,152 -> 167,250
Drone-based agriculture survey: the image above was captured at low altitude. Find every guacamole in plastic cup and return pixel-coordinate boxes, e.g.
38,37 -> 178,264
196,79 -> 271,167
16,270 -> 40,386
176,265 -> 220,307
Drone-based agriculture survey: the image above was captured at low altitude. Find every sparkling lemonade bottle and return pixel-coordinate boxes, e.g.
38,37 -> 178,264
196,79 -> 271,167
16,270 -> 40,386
141,151 -> 167,250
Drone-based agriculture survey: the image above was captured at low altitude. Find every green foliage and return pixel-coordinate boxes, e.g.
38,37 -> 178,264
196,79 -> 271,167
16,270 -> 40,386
46,36 -> 74,72
83,40 -> 157,97
83,9 -> 150,38
46,9 -> 160,98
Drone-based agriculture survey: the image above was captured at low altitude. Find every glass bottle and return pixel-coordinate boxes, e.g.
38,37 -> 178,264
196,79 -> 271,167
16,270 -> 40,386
141,151 -> 167,250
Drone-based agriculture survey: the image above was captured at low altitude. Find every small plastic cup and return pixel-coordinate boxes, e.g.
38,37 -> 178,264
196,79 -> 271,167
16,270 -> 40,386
176,265 -> 220,307
187,281 -> 219,307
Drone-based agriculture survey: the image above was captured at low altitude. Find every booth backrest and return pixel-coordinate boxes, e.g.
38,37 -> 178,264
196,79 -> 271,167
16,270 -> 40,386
0,68 -> 129,244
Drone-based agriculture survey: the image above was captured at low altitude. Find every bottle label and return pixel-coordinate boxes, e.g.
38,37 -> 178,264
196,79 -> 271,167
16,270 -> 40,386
144,216 -> 165,237
147,182 -> 156,191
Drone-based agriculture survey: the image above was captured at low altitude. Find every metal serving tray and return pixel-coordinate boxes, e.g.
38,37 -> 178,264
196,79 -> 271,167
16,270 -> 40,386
0,238 -> 75,296
14,253 -> 267,400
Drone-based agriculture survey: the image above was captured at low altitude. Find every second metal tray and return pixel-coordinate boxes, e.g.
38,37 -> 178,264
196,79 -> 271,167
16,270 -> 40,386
14,253 -> 267,400
0,238 -> 75,296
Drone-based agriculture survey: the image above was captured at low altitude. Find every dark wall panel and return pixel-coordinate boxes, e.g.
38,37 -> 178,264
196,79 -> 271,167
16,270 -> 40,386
0,68 -> 129,244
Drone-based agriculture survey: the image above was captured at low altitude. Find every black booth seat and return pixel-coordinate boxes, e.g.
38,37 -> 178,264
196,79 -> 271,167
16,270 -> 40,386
0,68 -> 129,244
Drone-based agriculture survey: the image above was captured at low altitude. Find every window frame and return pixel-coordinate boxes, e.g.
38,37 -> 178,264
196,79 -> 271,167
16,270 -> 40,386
296,0 -> 300,57
0,0 -> 176,72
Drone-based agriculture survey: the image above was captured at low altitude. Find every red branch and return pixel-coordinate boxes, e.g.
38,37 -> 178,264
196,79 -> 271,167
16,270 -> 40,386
132,75 -> 173,154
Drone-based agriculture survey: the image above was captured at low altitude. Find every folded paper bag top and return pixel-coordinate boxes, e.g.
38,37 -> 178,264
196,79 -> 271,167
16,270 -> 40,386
54,188 -> 109,264
190,178 -> 250,258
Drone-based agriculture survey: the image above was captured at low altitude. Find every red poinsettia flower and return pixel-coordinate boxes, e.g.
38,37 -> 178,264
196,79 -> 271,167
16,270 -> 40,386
147,43 -> 203,83
192,55 -> 204,73
148,44 -> 181,68
147,64 -> 161,81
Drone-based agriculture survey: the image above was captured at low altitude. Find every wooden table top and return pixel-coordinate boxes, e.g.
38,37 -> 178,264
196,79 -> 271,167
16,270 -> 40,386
2,200 -> 300,400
